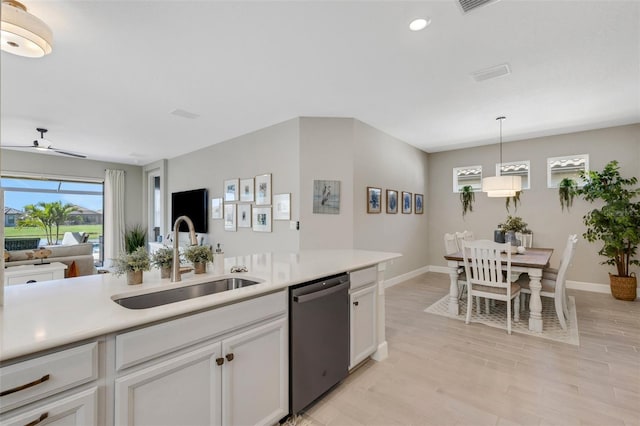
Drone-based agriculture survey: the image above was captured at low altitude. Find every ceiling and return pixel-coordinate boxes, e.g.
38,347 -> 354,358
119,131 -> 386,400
1,0 -> 638,166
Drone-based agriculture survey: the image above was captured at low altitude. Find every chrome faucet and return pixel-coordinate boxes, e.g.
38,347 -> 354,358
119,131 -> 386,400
171,215 -> 198,282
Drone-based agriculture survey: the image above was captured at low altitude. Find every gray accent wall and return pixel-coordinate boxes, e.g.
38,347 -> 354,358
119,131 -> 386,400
427,123 -> 640,285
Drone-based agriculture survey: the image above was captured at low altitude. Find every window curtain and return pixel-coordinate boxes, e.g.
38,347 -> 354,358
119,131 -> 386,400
104,169 -> 125,267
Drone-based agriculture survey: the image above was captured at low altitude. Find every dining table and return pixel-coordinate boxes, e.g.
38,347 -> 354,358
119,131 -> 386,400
444,247 -> 554,332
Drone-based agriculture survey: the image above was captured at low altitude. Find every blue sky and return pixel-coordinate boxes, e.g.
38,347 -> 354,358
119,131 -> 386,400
2,178 -> 103,211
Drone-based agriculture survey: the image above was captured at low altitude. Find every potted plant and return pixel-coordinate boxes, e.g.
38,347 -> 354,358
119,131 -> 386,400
576,160 -> 640,300
124,224 -> 147,254
151,246 -> 174,279
498,215 -> 530,248
113,246 -> 151,285
184,245 -> 214,274
505,191 -> 521,213
558,177 -> 577,211
460,185 -> 475,218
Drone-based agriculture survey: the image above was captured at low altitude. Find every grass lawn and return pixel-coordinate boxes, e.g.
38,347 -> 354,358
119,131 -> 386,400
4,225 -> 103,242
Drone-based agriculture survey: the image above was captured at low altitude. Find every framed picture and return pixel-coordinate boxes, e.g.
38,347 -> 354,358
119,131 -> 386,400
237,204 -> 251,228
273,193 -> 291,220
386,189 -> 398,214
313,179 -> 340,214
224,203 -> 236,231
367,187 -> 382,213
224,179 -> 239,202
252,207 -> 272,232
255,174 -> 272,205
415,193 -> 424,214
240,178 -> 254,202
211,197 -> 223,219
402,191 -> 412,214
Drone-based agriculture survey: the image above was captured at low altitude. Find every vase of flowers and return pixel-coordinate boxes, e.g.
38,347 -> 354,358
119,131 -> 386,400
151,246 -> 174,279
113,246 -> 151,285
184,245 -> 213,274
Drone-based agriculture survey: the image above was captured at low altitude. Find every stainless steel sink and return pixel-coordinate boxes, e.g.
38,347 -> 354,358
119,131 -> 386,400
113,278 -> 261,309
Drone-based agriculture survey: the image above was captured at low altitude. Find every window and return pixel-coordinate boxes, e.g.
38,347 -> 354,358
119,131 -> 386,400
1,174 -> 104,265
453,165 -> 482,193
547,154 -> 589,188
496,160 -> 530,190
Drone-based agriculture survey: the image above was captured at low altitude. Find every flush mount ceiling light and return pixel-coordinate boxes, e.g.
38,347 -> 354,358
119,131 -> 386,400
409,18 -> 431,31
482,116 -> 521,197
1,0 -> 53,58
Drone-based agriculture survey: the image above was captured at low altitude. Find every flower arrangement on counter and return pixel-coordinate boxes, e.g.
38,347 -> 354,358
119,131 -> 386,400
113,247 -> 151,284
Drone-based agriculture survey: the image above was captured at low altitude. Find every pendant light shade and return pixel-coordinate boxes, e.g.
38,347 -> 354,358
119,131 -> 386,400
1,0 -> 53,58
482,116 -> 521,197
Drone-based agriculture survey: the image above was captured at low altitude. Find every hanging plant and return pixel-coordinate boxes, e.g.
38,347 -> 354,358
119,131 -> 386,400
505,191 -> 521,213
460,185 -> 475,218
558,177 -> 577,212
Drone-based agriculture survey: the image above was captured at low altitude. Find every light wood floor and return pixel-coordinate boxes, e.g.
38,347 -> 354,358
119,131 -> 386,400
302,272 -> 640,426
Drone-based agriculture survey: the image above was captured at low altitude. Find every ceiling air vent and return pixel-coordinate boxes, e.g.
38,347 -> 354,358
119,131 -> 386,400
458,0 -> 501,13
471,63 -> 511,82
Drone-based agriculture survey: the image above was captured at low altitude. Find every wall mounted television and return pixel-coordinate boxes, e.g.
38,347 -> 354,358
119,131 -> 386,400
171,188 -> 208,233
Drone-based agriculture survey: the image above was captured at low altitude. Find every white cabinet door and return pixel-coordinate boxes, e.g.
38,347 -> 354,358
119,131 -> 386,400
221,317 -> 288,426
115,343 -> 222,426
350,284 -> 377,369
1,387 -> 97,426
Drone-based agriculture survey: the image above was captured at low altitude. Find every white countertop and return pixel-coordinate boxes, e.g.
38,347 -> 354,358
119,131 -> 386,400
0,249 -> 400,362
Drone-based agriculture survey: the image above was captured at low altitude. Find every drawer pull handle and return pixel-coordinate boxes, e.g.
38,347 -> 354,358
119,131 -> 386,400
225,353 -> 234,362
0,374 -> 50,397
26,280 -> 37,284
353,301 -> 359,306
216,357 -> 224,366
24,411 -> 48,426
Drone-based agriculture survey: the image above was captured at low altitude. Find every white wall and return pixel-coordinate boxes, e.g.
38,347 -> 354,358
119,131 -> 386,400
427,123 -> 640,285
166,118 -> 300,256
0,149 -> 144,229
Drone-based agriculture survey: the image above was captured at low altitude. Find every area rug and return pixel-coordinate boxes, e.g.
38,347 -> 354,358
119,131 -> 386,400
424,294 -> 580,346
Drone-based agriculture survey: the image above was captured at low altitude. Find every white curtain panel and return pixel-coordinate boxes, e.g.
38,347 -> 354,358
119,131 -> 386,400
104,169 -> 125,267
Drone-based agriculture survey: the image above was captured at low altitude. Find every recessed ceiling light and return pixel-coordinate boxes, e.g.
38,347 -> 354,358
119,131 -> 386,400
409,18 -> 431,31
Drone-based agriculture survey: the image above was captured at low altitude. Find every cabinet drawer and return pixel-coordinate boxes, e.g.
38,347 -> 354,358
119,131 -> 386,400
350,266 -> 377,290
7,272 -> 55,285
0,342 -> 98,414
116,290 -> 287,371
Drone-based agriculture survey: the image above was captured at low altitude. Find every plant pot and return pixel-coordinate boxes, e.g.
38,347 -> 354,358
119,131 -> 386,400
127,270 -> 143,285
194,262 -> 206,274
610,273 -> 637,301
160,266 -> 171,279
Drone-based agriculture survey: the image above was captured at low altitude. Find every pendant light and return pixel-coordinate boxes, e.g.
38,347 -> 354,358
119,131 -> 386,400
482,116 -> 521,197
1,0 -> 53,58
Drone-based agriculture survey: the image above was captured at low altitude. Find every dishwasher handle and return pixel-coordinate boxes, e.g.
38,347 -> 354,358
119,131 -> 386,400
292,280 -> 349,304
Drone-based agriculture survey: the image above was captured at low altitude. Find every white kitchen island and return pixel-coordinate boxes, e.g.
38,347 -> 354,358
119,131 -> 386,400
0,249 -> 400,425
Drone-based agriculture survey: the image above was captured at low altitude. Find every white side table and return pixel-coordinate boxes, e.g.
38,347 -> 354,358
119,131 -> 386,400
4,262 -> 68,285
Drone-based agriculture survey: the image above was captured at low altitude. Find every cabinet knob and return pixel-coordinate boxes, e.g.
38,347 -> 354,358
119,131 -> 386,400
225,353 -> 234,362
353,301 -> 359,306
216,357 -> 224,366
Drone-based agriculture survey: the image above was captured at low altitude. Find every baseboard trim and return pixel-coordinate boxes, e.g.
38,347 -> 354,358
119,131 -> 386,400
383,266 -> 430,288
421,266 -> 621,295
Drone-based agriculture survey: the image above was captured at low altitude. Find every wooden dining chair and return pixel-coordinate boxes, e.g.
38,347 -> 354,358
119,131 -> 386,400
444,233 -> 468,299
462,239 -> 521,334
455,230 -> 474,251
517,234 -> 577,330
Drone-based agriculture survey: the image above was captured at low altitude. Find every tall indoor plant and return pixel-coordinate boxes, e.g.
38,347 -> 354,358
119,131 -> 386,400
576,160 -> 640,300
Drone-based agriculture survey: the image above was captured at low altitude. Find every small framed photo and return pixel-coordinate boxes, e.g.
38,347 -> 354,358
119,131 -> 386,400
402,191 -> 412,214
240,178 -> 254,202
273,193 -> 291,220
414,193 -> 424,214
237,204 -> 252,228
224,179 -> 239,202
224,204 -> 236,231
255,174 -> 272,205
367,187 -> 382,214
211,197 -> 223,219
386,189 -> 398,214
252,207 -> 272,232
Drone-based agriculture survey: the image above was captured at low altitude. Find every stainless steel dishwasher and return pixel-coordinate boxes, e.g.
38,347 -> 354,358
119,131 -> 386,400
289,273 -> 350,414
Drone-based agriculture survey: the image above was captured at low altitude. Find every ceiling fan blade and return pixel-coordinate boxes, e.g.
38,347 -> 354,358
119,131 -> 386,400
52,149 -> 87,158
0,145 -> 35,148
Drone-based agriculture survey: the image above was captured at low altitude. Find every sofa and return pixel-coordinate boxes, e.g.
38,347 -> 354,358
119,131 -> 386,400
4,243 -> 96,277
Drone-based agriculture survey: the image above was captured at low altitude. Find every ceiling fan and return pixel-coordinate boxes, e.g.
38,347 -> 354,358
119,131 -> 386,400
3,128 -> 87,158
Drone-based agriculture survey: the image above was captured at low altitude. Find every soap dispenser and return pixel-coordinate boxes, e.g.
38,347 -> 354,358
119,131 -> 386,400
213,243 -> 224,275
